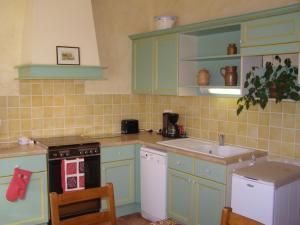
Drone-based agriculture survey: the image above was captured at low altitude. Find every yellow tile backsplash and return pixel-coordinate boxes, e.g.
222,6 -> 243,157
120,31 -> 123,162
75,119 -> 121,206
0,80 -> 299,160
0,81 -> 149,143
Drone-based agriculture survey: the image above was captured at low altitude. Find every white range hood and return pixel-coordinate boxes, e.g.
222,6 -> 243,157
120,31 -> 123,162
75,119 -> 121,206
17,0 -> 103,80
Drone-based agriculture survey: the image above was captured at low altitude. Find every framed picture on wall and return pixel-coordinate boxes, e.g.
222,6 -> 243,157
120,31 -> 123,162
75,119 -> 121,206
56,46 -> 80,65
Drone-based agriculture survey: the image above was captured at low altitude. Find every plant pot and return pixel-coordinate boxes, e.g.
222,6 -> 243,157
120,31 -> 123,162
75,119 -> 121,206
269,82 -> 286,98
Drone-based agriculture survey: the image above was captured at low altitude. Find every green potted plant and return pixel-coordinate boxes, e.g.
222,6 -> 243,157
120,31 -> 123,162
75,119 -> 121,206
237,55 -> 299,115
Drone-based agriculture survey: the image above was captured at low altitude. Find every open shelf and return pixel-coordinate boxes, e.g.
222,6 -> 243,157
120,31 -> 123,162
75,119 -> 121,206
181,54 -> 241,62
179,85 -> 241,96
178,24 -> 241,96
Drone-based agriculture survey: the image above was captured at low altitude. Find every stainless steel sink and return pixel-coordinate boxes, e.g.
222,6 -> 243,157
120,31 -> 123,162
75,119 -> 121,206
157,138 -> 255,158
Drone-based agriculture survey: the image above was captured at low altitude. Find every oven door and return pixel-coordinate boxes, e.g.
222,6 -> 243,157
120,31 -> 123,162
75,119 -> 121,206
48,155 -> 101,219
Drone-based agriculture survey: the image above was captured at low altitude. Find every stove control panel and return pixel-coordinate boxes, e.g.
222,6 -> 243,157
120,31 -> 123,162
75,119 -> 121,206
48,144 -> 100,160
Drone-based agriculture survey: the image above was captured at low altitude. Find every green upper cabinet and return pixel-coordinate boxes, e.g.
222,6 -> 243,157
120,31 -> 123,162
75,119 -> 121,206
241,12 -> 300,55
130,4 -> 300,96
154,34 -> 178,95
132,38 -> 154,94
132,34 -> 178,95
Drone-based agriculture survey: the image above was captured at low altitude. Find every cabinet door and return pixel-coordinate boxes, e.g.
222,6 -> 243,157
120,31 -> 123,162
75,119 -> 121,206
134,144 -> 141,203
154,34 -> 178,95
132,38 -> 154,94
0,172 -> 48,225
241,12 -> 300,48
167,169 -> 193,225
101,159 -> 135,206
193,177 -> 225,225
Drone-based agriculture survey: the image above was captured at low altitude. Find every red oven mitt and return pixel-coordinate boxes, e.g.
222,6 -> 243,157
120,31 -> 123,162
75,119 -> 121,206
6,168 -> 32,202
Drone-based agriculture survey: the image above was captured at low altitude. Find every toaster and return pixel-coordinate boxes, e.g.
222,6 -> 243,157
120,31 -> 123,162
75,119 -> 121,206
121,119 -> 139,134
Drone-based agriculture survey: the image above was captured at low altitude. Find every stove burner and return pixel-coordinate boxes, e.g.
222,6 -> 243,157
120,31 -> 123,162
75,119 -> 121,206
34,136 -> 99,148
33,136 -> 100,160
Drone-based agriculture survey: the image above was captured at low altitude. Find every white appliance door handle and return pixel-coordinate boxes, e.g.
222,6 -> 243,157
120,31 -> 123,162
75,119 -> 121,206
247,183 -> 254,188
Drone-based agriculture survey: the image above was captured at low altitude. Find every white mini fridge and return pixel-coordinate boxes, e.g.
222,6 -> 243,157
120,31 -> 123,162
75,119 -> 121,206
231,161 -> 300,225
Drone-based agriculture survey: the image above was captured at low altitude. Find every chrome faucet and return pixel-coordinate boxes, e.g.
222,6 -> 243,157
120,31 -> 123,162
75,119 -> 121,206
218,134 -> 225,146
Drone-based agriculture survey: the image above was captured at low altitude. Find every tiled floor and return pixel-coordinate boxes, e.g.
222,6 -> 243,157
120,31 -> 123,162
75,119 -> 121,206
117,213 -> 150,225
100,213 -> 150,225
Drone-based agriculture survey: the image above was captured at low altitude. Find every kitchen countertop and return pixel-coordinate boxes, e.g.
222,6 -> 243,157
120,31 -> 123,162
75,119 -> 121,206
0,132 -> 267,164
0,143 -> 46,159
98,132 -> 267,165
234,161 -> 300,188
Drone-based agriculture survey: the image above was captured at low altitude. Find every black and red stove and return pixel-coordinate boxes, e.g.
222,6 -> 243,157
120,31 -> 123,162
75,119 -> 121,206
33,136 -> 101,220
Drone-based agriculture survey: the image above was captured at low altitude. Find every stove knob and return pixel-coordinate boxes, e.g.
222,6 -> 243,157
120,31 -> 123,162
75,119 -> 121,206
66,153 -> 70,157
53,153 -> 57,157
89,150 -> 93,154
94,150 -> 98,153
79,151 -> 83,155
85,151 -> 88,154
60,153 -> 64,157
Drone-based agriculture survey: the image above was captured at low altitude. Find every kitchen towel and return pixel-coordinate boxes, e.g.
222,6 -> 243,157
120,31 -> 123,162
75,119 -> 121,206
6,167 -> 32,202
61,158 -> 85,192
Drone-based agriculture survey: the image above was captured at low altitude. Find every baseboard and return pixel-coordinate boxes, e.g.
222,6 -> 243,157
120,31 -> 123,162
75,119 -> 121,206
116,203 -> 141,217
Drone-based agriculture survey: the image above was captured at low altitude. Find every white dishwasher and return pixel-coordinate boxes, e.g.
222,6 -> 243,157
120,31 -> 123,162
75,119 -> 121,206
140,146 -> 168,222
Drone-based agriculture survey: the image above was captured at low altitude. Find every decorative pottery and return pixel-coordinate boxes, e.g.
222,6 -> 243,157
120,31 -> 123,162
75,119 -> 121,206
197,68 -> 210,86
227,43 -> 237,55
220,66 -> 237,86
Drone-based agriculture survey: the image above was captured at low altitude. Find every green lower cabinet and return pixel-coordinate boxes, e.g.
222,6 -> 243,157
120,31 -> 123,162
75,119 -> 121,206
101,159 -> 135,206
167,169 -> 193,225
167,169 -> 225,225
194,177 -> 225,225
0,172 -> 48,225
134,145 -> 141,203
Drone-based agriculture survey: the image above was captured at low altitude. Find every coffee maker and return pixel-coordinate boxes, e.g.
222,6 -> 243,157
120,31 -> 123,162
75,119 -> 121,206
162,112 -> 180,138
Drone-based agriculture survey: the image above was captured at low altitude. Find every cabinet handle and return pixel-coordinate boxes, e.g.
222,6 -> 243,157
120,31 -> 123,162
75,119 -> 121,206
188,178 -> 191,183
240,39 -> 242,44
176,161 -> 182,166
192,180 -> 196,185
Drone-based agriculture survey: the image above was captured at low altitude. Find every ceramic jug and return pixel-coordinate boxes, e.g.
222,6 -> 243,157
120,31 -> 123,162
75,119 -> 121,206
220,66 -> 237,86
227,43 -> 237,55
197,68 -> 210,86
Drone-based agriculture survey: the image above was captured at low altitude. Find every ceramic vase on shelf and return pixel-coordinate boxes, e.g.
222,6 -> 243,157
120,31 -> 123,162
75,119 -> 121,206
227,43 -> 237,55
197,68 -> 210,86
220,66 -> 237,86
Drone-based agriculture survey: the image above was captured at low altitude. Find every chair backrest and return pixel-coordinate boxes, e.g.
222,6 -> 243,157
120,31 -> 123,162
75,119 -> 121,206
50,183 -> 117,225
220,207 -> 264,225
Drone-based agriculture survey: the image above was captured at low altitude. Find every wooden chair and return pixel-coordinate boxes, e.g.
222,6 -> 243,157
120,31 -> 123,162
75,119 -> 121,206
50,183 -> 117,225
220,207 -> 264,225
